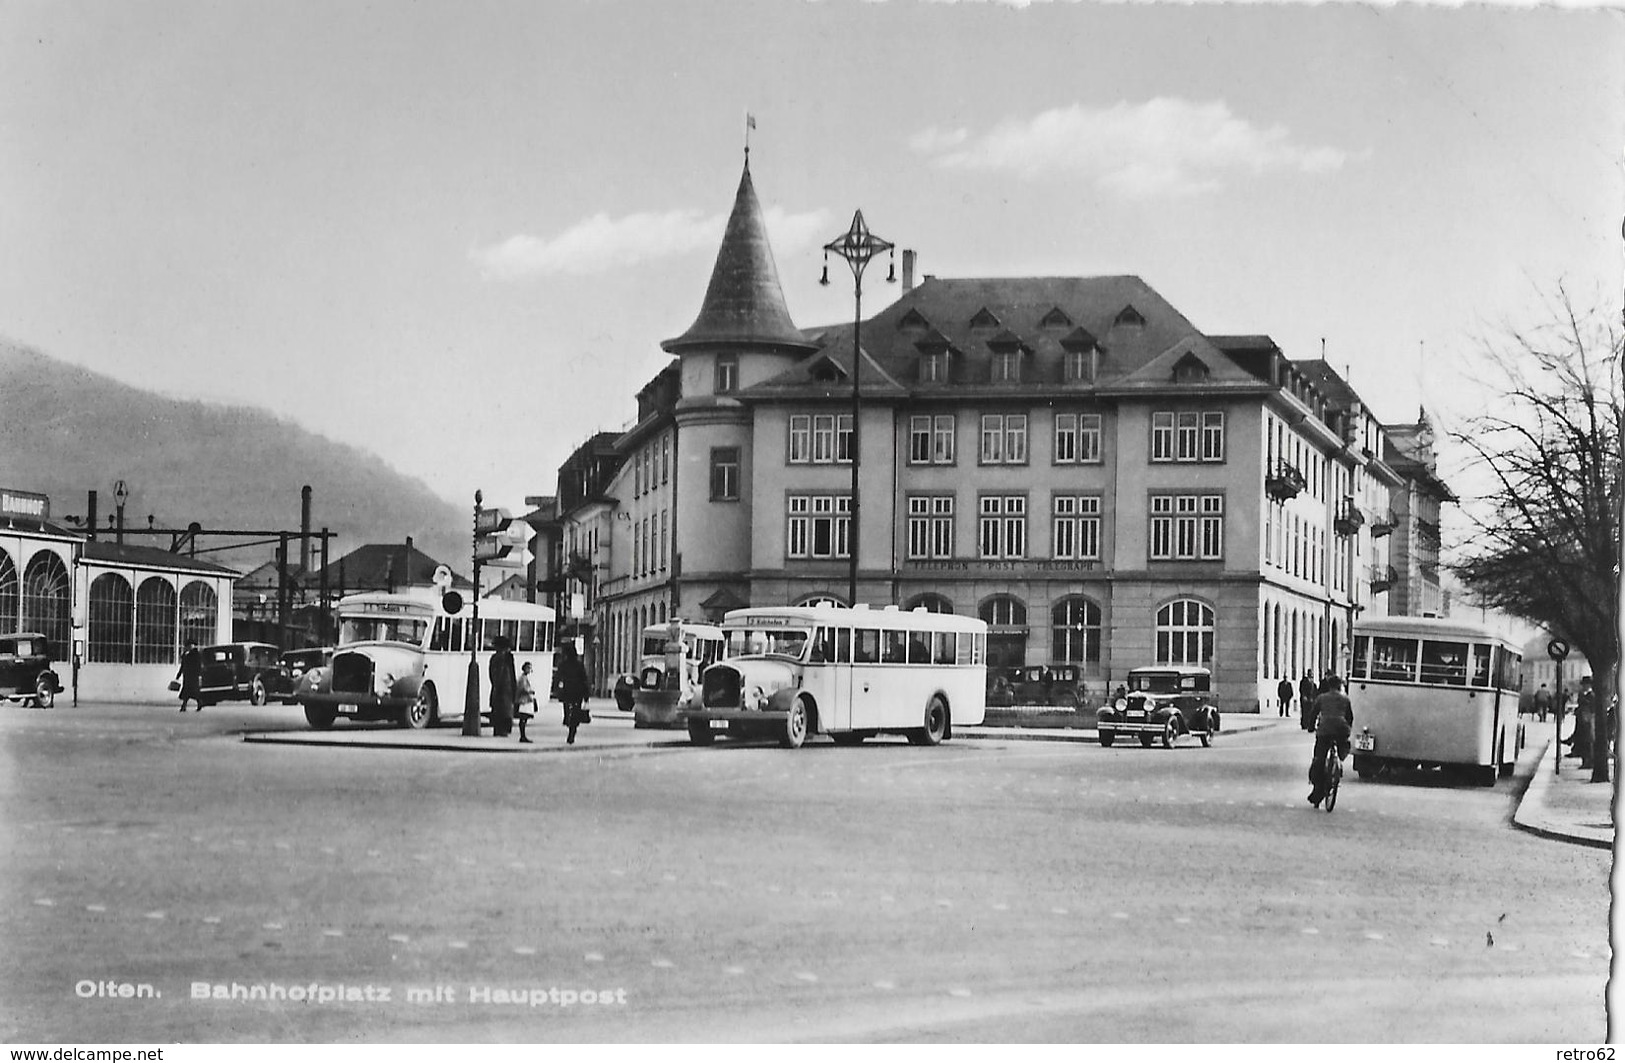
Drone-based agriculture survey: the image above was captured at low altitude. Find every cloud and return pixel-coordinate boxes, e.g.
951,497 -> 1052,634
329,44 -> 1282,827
912,98 -> 1353,198
472,205 -> 833,280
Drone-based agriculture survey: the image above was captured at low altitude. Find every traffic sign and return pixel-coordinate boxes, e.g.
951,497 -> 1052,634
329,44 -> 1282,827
1548,638 -> 1570,661
473,507 -> 523,563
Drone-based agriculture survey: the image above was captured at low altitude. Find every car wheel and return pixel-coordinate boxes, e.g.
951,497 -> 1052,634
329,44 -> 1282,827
403,684 -> 437,730
249,677 -> 266,705
1138,734 -> 1155,748
33,675 -> 54,709
304,702 -> 337,729
780,697 -> 810,749
1098,730 -> 1115,748
1161,720 -> 1178,749
688,718 -> 715,745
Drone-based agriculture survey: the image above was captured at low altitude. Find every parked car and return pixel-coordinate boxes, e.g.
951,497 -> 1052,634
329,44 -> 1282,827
0,632 -> 61,708
1096,665 -> 1221,748
277,647 -> 332,704
987,664 -> 1092,708
198,642 -> 290,706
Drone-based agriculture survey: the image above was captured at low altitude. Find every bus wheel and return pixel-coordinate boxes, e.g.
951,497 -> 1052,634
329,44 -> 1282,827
304,702 -> 336,730
780,698 -> 810,749
403,684 -> 436,730
687,718 -> 715,745
1098,730 -> 1115,748
909,696 -> 948,746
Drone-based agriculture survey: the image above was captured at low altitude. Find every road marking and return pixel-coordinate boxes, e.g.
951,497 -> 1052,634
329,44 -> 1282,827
323,929 -> 344,938
873,980 -> 896,990
1429,937 -> 1449,948
651,958 -> 674,968
144,911 -> 165,920
514,946 -> 537,955
86,904 -> 106,912
388,934 -> 410,943
1111,912 -> 1129,920
509,862 -> 526,870
449,941 -> 469,950
935,899 -> 953,908
33,898 -> 53,907
1174,916 -> 1192,924
202,916 -> 222,924
1363,931 -> 1385,940
1301,927 -> 1319,935
367,850 -> 382,857
724,966 -> 745,976
585,952 -> 603,962
1051,907 -> 1069,915
795,972 -> 818,982
949,988 -> 972,998
662,873 -> 677,882
992,903 -> 1009,911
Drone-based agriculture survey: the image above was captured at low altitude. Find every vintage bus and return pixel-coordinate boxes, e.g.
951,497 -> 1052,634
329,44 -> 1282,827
1348,615 -> 1525,786
682,603 -> 988,748
295,591 -> 555,730
627,620 -> 726,728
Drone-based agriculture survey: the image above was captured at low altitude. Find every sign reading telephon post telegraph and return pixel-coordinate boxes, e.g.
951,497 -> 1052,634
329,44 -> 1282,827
904,559 -> 1098,576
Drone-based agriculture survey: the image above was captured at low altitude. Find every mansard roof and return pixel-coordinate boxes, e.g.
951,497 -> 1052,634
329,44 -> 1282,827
662,161 -> 817,355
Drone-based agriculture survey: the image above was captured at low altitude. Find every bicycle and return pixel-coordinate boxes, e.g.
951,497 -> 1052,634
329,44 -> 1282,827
1320,742 -> 1345,813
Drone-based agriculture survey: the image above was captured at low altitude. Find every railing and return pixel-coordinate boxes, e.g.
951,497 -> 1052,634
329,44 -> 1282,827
1369,509 -> 1395,538
1370,565 -> 1398,593
1416,518 -> 1441,547
1265,460 -> 1307,502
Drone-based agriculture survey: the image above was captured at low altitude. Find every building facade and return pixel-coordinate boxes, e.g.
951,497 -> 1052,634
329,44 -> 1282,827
560,160 -> 1457,710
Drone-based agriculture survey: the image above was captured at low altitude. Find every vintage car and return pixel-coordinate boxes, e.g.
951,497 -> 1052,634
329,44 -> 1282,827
1095,665 -> 1221,748
277,647 -> 332,704
197,642 -> 292,706
988,664 -> 1091,708
0,632 -> 62,708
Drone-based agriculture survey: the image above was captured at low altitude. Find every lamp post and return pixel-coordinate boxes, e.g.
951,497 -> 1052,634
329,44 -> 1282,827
821,211 -> 894,607
113,480 -> 128,547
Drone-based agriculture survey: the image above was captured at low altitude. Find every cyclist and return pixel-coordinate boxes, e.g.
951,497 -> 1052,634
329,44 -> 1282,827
1307,675 -> 1354,807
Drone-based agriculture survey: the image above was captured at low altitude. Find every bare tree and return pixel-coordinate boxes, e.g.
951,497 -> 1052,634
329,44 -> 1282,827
1449,286 -> 1622,783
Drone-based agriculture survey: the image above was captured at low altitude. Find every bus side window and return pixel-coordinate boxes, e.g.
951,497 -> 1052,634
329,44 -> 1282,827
1420,640 -> 1468,685
1372,637 -> 1417,681
933,631 -> 956,665
429,618 -> 450,652
482,620 -> 499,651
854,629 -> 880,663
810,626 -> 836,663
520,621 -> 536,652
1470,644 -> 1492,687
907,634 -> 931,664
971,633 -> 986,665
835,628 -> 851,664
501,620 -> 519,648
882,630 -> 907,664
1351,636 -> 1369,679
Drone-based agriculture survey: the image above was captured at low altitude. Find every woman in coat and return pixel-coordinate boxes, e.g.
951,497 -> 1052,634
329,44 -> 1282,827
488,635 -> 517,737
553,642 -> 590,746
176,640 -> 203,712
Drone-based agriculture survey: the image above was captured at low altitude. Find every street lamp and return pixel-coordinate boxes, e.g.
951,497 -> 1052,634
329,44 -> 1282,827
113,479 -> 128,547
820,211 -> 895,606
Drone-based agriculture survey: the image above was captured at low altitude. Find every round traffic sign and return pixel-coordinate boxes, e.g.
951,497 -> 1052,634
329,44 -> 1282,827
1548,638 -> 1570,661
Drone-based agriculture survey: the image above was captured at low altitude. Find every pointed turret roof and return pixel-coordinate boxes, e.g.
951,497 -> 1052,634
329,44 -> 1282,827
662,160 -> 817,355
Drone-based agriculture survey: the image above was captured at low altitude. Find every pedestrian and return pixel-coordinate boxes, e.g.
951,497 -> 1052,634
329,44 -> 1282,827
175,639 -> 202,712
1299,671 -> 1319,710
1276,676 -> 1295,718
1573,675 -> 1597,764
488,635 -> 517,738
1533,683 -> 1552,723
515,661 -> 537,744
553,641 -> 590,745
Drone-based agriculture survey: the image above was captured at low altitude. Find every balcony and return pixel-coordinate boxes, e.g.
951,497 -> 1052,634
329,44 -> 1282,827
1334,497 -> 1365,537
1416,518 -> 1441,548
1369,509 -> 1395,538
1370,565 -> 1398,593
1265,460 -> 1308,502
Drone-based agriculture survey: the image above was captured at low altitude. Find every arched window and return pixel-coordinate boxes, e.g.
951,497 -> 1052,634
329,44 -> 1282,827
795,593 -> 845,608
979,595 -> 1026,627
0,549 -> 17,630
179,581 -> 218,649
1156,598 -> 1214,665
1051,597 -> 1101,664
903,593 -> 953,614
88,573 -> 135,663
22,552 -> 71,650
134,578 -> 177,665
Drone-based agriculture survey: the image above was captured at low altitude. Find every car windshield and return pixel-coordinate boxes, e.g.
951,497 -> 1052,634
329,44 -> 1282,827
723,626 -> 810,661
338,615 -> 429,648
1129,672 -> 1182,694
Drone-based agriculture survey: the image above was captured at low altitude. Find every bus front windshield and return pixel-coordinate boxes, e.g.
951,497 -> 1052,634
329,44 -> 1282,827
724,626 -> 810,661
339,614 -> 429,648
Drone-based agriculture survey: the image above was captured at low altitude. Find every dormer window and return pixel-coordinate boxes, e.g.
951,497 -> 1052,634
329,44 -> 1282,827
992,349 -> 1021,383
810,356 -> 845,383
1114,304 -> 1146,328
1062,348 -> 1092,383
897,308 -> 930,332
1040,307 -> 1073,329
970,307 -> 1002,330
920,350 -> 949,383
1172,351 -> 1210,384
714,353 -> 738,394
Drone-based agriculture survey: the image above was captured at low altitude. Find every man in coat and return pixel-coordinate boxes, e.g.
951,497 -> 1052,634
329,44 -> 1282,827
487,635 -> 517,738
1276,677 -> 1295,718
553,641 -> 590,746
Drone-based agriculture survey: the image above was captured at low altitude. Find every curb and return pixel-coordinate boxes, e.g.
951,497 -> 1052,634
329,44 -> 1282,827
1511,737 -> 1614,850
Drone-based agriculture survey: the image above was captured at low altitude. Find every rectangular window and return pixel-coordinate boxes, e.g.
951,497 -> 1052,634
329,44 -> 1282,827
710,448 -> 739,501
715,354 -> 738,393
1062,348 -> 1087,382
920,352 -> 947,383
932,415 -> 954,463
1150,493 -> 1224,561
906,495 -> 955,560
979,414 -> 1027,464
909,416 -> 932,464
1052,495 -> 1102,560
661,435 -> 670,484
1153,410 -> 1224,463
908,414 -> 956,465
978,495 -> 1026,559
1054,413 -> 1101,464
1201,412 -> 1225,461
992,350 -> 1021,383
789,415 -> 811,464
660,509 -> 668,570
786,494 -> 852,560
805,414 -> 853,464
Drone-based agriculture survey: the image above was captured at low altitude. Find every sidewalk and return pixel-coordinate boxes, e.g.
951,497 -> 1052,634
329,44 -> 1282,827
1511,732 -> 1616,850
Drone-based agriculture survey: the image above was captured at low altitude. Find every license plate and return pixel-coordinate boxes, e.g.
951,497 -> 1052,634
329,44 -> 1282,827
709,719 -> 729,731
339,704 -> 358,714
1126,711 -> 1145,720
1353,733 -> 1375,752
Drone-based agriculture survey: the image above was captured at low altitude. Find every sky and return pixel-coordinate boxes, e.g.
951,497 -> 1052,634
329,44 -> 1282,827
2,0 -> 1621,524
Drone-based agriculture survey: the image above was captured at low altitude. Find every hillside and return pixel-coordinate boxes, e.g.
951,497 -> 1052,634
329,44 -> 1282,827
0,340 -> 471,573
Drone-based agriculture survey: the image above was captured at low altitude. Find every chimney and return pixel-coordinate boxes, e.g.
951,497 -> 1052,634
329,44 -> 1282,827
300,485 -> 312,572
86,490 -> 98,542
902,249 -> 916,292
